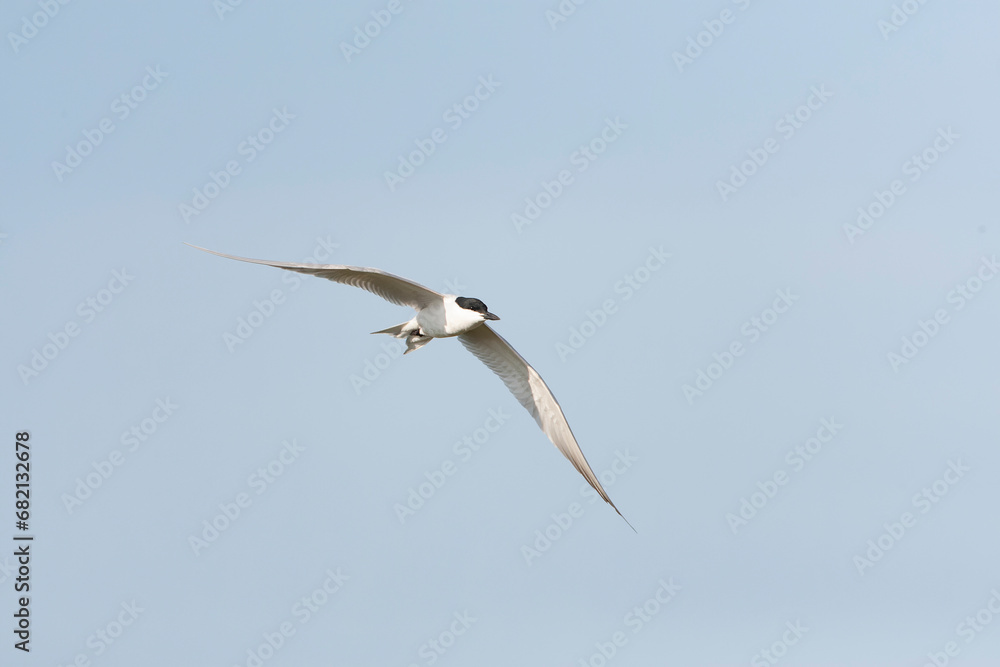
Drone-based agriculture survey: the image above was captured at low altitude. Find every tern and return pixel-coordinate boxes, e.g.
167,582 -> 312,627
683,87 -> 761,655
188,244 -> 633,529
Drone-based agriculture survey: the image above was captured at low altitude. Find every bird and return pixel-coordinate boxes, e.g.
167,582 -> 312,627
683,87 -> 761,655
187,244 -> 633,529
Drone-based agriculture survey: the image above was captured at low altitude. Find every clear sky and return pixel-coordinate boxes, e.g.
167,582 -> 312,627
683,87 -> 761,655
2,1 -> 999,665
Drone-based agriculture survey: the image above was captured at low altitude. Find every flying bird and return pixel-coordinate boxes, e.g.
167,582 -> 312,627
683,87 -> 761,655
188,244 -> 633,529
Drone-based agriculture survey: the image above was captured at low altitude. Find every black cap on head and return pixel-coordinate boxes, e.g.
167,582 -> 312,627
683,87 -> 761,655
456,296 -> 500,320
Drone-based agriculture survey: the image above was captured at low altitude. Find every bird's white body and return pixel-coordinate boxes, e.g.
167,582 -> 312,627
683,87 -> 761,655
188,244 -> 633,529
414,296 -> 488,337
374,295 -> 500,354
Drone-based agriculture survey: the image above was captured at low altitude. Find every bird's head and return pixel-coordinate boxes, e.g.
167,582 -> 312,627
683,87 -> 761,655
456,296 -> 500,321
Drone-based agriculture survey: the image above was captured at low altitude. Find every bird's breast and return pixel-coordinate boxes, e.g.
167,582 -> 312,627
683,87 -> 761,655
418,300 -> 484,337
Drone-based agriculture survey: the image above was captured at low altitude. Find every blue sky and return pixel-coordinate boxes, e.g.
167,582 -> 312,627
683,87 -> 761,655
2,1 -> 999,665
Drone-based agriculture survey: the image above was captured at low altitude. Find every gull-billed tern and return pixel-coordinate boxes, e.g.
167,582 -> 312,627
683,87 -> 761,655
189,245 -> 633,529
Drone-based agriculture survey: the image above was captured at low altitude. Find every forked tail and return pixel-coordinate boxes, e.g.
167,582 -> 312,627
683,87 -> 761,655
371,322 -> 409,337
371,321 -> 432,355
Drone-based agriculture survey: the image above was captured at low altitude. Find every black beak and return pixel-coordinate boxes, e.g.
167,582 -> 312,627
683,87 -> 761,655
484,312 -> 500,321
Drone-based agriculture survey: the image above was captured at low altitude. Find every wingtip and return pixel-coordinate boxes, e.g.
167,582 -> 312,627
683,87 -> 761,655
607,500 -> 636,532
183,244 -> 257,265
184,242 -> 220,255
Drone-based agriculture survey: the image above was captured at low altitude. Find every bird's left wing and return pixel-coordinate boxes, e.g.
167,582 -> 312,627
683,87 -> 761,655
458,324 -> 633,529
186,244 -> 442,310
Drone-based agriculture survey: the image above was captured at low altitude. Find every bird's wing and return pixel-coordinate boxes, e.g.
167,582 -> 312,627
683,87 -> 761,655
458,324 -> 633,529
186,244 -> 442,309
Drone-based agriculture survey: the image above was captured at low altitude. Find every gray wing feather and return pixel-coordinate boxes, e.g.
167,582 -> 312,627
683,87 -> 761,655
186,244 -> 442,309
459,324 -> 632,529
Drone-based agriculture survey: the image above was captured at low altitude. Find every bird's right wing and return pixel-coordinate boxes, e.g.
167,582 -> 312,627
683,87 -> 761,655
458,324 -> 633,529
186,244 -> 442,310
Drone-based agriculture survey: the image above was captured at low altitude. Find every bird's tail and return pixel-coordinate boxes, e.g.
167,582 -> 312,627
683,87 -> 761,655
371,321 -> 410,337
372,320 -> 431,354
